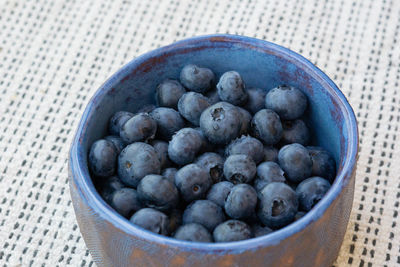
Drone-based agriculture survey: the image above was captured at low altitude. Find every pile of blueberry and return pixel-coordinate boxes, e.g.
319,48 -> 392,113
89,64 -> 336,243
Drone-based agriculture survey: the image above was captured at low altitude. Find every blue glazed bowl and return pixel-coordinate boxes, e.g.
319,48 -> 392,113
69,34 -> 358,267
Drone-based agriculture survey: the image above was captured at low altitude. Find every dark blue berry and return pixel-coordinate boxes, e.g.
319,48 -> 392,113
278,143 -> 312,183
168,128 -> 204,165
281,119 -> 310,146
294,211 -> 306,221
137,174 -> 179,211
199,102 -> 242,145
225,136 -> 264,164
150,140 -> 171,169
174,223 -> 213,242
156,79 -> 186,109
258,182 -> 298,229
161,168 -> 178,184
110,188 -> 143,218
150,107 -> 185,141
195,152 -> 224,183
89,139 -> 117,177
296,177 -> 331,211
206,181 -> 234,207
98,175 -> 124,204
178,92 -> 210,126
205,89 -> 220,105
193,127 -> 213,153
213,220 -> 252,242
217,71 -> 248,106
174,164 -> 211,202
251,109 -> 283,145
182,200 -> 225,231
263,146 -> 278,162
130,208 -> 169,235
180,64 -> 214,93
109,111 -> 133,136
265,85 -> 307,120
237,107 -> 252,135
307,146 -> 336,183
251,223 -> 273,237
243,87 -> 267,114
104,135 -> 126,154
223,155 -> 256,184
120,113 -> 157,144
117,142 -> 161,187
256,162 -> 286,184
225,184 -> 257,219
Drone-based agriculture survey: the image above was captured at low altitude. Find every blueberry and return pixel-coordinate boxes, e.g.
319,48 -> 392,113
307,146 -> 336,183
251,109 -> 283,145
296,177 -> 331,211
130,208 -> 170,235
110,188 -> 143,218
137,174 -> 179,211
225,136 -> 264,164
150,107 -> 185,141
120,113 -> 157,144
178,92 -> 210,126
150,140 -> 171,169
263,146 -> 278,162
180,64 -> 214,93
205,89 -> 220,105
182,200 -> 225,231
174,164 -> 211,202
168,209 -> 183,233
237,107 -> 252,135
174,223 -> 213,243
194,152 -> 224,183
216,71 -> 248,106
243,87 -> 267,114
223,155 -> 256,184
193,127 -> 213,153
213,220 -> 252,242
278,143 -> 312,183
265,85 -> 307,120
89,139 -> 118,177
251,223 -> 273,237
258,182 -> 298,229
206,181 -> 234,207
256,162 -> 286,185
109,111 -> 133,136
104,135 -> 126,154
294,211 -> 306,221
117,142 -> 161,187
225,184 -> 257,219
97,175 -> 124,204
281,119 -> 310,146
156,79 -> 186,109
199,102 -> 242,145
161,168 -> 178,184
168,128 -> 204,165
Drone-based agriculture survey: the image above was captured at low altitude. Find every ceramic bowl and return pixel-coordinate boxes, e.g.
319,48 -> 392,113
69,34 -> 358,267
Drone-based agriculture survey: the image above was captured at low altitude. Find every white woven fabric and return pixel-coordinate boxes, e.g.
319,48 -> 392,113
0,0 -> 399,266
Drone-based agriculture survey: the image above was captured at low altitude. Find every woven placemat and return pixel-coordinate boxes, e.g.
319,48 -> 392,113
0,0 -> 399,266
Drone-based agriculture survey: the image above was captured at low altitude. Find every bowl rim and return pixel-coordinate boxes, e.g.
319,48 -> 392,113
69,34 -> 358,253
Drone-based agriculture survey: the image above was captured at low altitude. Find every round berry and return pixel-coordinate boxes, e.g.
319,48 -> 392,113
130,208 -> 169,235
281,119 -> 310,146
182,200 -> 225,231
225,184 -> 257,219
161,168 -> 178,184
195,152 -> 224,183
256,161 -> 286,184
213,220 -> 252,242
199,102 -> 242,145
205,89 -> 220,105
150,140 -> 171,169
206,181 -> 234,207
109,111 -> 133,135
174,164 -> 212,202
223,155 -> 256,184
180,64 -> 214,93
265,85 -> 307,120
251,223 -> 273,237
307,146 -> 336,183
89,139 -> 118,177
168,128 -> 204,165
225,136 -> 264,164
217,71 -> 248,106
174,223 -> 212,243
156,79 -> 186,109
251,109 -> 283,145
117,142 -> 161,187
104,135 -> 126,154
150,107 -> 185,141
263,146 -> 279,162
278,143 -> 312,183
120,113 -> 157,144
237,107 -> 252,135
178,92 -> 210,126
110,188 -> 143,218
243,87 -> 267,114
98,175 -> 124,204
296,177 -> 331,211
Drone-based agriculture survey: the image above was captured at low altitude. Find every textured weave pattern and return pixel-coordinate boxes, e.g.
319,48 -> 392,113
0,0 -> 399,266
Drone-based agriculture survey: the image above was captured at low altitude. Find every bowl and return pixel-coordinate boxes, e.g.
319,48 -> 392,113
69,34 -> 358,267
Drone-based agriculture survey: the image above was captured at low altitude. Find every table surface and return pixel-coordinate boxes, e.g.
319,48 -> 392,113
0,0 -> 399,266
